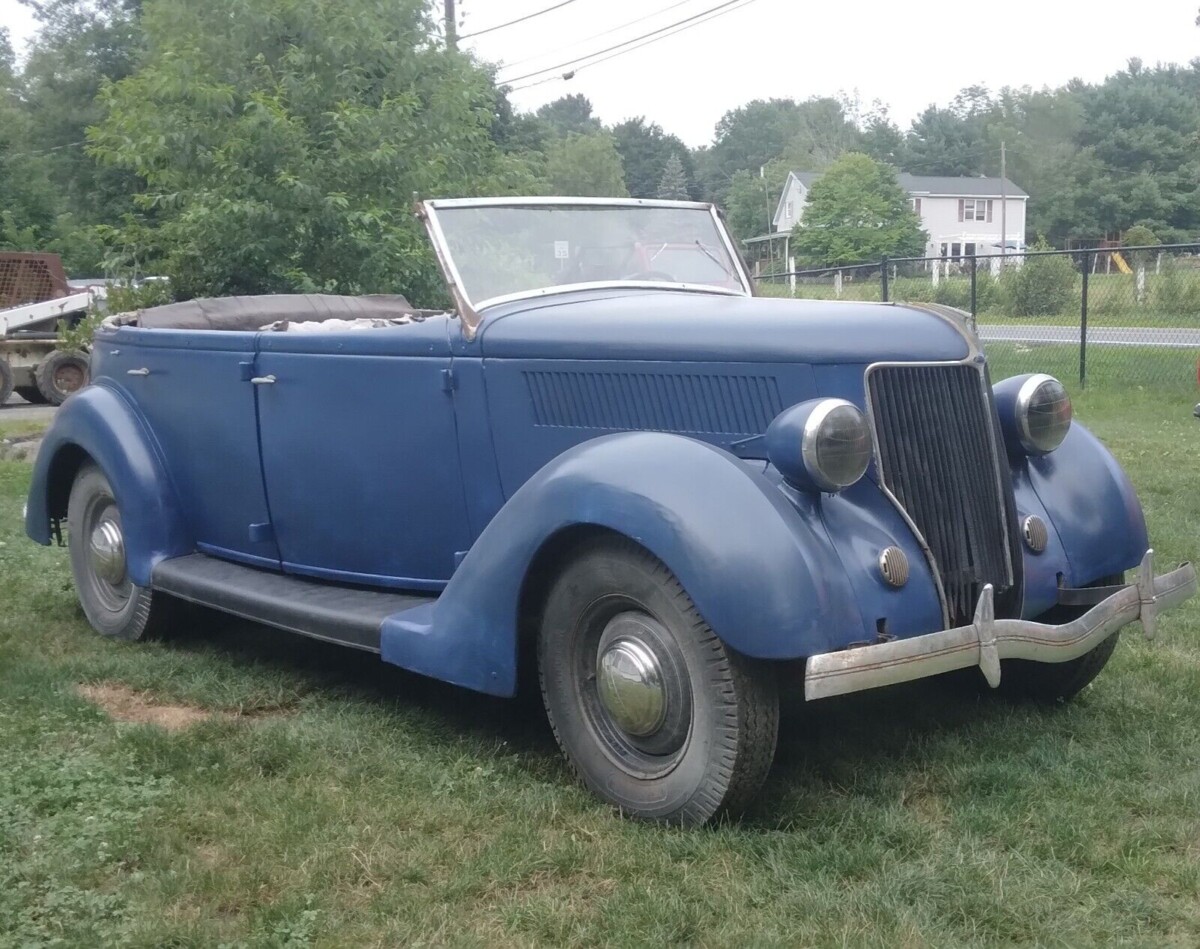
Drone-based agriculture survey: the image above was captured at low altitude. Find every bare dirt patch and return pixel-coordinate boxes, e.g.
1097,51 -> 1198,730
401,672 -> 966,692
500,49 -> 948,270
77,683 -> 216,732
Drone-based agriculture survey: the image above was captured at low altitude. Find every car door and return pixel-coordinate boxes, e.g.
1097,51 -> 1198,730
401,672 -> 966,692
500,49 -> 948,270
253,320 -> 471,590
115,328 -> 281,568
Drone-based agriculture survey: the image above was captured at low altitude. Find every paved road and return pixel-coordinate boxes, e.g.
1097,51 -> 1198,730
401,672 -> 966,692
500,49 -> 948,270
978,323 -> 1200,349
1,393 -> 57,424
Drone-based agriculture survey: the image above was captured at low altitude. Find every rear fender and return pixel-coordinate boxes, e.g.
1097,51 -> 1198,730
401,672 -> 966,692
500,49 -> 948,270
25,383 -> 190,586
380,432 -> 864,696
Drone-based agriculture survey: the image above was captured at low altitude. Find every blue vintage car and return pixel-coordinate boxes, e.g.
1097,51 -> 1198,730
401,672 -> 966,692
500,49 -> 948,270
26,198 -> 1196,825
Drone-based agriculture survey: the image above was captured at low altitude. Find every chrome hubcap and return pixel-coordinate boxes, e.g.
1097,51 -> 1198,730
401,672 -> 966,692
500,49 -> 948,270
89,519 -> 126,585
596,631 -> 667,737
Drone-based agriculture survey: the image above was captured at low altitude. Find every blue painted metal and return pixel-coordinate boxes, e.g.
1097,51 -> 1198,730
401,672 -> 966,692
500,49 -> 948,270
993,373 -> 1148,588
382,431 -> 885,696
1023,422 -> 1149,587
255,319 -> 470,588
25,288 -> 1154,703
478,291 -> 971,363
91,328 -> 281,565
482,357 -> 818,497
24,382 -> 191,586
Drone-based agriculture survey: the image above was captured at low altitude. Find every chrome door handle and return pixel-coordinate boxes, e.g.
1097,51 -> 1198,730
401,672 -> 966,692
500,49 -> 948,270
126,367 -> 150,376
251,375 -> 276,385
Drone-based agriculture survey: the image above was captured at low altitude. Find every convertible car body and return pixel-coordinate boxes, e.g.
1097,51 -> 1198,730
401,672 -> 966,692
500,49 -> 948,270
26,197 -> 1195,825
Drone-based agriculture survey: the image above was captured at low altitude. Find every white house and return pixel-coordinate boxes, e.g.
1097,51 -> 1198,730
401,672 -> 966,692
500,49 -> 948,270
772,170 -> 1029,262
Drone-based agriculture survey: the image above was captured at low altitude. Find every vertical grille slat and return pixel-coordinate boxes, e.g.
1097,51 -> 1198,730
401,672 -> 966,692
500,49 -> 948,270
869,364 -> 1013,626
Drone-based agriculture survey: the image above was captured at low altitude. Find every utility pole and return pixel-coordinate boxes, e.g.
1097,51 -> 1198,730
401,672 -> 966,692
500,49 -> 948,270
1000,141 -> 1007,263
445,0 -> 457,49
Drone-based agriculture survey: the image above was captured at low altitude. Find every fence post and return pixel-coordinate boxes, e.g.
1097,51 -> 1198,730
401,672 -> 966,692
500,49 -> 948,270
881,256 -> 890,302
969,255 -> 978,332
1079,250 -> 1090,389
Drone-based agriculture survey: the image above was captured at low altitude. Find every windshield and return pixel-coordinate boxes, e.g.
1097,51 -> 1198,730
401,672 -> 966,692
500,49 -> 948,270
426,201 -> 749,309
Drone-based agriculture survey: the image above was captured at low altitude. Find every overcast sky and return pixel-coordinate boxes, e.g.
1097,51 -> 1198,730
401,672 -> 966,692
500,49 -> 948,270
4,0 -> 1198,147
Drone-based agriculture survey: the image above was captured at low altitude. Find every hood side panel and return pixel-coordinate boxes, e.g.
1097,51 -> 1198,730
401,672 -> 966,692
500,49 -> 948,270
485,358 -> 818,497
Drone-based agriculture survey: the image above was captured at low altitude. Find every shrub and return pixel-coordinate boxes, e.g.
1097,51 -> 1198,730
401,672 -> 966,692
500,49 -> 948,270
1154,259 -> 1200,315
999,242 -> 1076,316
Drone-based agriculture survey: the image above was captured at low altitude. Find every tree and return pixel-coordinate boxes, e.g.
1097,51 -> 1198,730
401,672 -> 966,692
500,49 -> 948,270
0,27 -> 59,249
535,93 -> 601,137
17,0 -> 145,236
779,97 -> 860,171
611,117 -> 696,199
791,153 -> 927,265
91,0 -> 517,302
704,98 -> 803,202
545,132 -> 628,197
905,104 -> 986,176
656,153 -> 690,200
719,164 -> 788,242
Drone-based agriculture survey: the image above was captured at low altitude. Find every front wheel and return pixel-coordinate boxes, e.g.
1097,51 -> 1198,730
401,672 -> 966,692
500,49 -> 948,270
538,538 -> 778,826
996,573 -> 1125,701
68,463 -> 172,640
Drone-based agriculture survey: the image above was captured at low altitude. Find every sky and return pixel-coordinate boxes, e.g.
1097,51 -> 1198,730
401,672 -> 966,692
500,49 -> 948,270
3,0 -> 1198,147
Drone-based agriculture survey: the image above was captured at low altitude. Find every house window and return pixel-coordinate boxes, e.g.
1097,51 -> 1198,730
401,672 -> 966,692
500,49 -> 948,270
785,200 -> 793,220
960,198 -> 994,222
909,197 -> 922,215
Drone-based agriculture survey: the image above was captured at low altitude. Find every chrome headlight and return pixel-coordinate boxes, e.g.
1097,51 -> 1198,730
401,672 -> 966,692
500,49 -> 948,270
766,398 -> 872,493
1014,373 -> 1072,455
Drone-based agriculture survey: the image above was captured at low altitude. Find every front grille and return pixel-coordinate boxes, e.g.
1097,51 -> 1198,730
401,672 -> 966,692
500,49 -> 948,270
868,363 -> 1014,626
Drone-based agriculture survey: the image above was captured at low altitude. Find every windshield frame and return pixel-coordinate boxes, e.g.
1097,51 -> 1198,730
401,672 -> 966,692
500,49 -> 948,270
419,197 -> 754,338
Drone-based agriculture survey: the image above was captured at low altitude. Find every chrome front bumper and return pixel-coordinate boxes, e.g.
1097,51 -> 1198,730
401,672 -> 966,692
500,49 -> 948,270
805,550 -> 1197,701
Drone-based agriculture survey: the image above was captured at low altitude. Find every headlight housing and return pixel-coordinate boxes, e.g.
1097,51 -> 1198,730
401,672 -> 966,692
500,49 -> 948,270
766,398 -> 872,493
1013,373 -> 1072,455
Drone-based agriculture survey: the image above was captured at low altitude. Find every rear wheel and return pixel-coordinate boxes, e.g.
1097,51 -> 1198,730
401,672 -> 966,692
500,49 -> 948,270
35,349 -> 90,405
538,537 -> 778,826
68,463 -> 172,640
996,573 -> 1125,701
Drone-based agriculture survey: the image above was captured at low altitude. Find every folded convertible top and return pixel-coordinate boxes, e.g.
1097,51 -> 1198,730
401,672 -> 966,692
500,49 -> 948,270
122,293 -> 428,332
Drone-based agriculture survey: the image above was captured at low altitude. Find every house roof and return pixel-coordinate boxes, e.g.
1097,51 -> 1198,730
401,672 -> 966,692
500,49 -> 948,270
777,170 -> 1027,222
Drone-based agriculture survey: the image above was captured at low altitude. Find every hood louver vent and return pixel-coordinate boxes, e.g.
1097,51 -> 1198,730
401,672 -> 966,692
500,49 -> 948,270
524,369 -> 782,435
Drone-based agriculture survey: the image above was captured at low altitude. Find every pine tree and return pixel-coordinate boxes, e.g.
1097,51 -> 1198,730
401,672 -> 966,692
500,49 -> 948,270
656,152 -> 691,200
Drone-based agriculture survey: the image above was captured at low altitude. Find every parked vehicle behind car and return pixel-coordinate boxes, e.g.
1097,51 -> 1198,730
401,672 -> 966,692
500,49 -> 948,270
26,198 -> 1196,825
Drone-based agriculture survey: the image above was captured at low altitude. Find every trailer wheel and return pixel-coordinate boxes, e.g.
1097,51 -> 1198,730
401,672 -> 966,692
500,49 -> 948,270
0,357 -> 13,406
14,386 -> 49,405
35,349 -> 90,405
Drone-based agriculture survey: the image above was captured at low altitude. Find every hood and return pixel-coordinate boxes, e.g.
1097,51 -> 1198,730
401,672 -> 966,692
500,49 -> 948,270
476,289 -> 972,363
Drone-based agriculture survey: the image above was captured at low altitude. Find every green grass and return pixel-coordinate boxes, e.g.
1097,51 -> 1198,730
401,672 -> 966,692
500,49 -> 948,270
3,387 -> 1200,946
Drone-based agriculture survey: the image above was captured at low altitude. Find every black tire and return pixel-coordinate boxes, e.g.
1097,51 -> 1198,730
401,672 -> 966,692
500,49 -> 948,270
67,463 -> 171,641
0,357 -> 13,406
996,573 -> 1125,702
35,349 -> 90,406
14,385 -> 50,405
538,537 -> 778,826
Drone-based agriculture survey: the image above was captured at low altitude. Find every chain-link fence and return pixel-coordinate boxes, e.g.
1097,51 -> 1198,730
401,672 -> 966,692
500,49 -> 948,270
755,244 -> 1200,396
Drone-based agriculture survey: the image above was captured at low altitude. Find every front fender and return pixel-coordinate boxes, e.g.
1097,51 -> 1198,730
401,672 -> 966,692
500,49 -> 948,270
25,384 -> 191,586
1022,420 -> 1148,587
380,432 -> 865,696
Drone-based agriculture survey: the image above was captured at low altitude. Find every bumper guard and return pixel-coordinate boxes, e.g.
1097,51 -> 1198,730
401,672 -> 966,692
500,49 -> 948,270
805,550 -> 1196,701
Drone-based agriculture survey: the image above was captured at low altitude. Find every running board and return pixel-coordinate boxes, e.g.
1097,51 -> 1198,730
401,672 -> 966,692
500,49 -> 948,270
152,553 -> 436,653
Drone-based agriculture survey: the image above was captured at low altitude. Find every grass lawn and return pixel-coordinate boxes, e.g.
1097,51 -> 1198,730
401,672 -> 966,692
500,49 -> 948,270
2,387 -> 1200,946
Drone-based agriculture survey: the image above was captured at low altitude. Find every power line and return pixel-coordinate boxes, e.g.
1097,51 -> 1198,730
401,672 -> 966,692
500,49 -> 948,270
499,0 -> 751,84
460,0 -> 581,40
493,0 -> 701,71
505,0 -> 758,90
